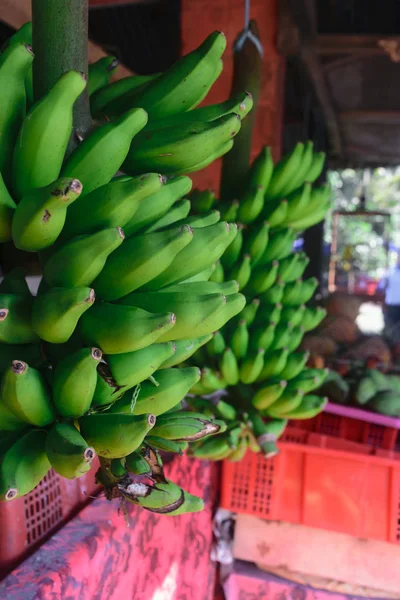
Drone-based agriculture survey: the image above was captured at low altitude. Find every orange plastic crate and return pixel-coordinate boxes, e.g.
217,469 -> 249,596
0,460 -> 100,577
221,428 -> 400,544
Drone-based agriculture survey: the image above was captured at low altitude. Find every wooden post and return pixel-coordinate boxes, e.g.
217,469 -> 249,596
181,0 -> 285,192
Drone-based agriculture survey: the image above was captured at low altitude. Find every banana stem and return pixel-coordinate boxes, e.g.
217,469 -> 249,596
219,20 -> 263,202
32,0 -> 92,152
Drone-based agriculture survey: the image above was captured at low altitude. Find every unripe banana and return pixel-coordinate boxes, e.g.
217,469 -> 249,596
260,281 -> 285,304
13,70 -> 87,199
280,306 -> 306,328
182,263 -> 216,283
239,348 -> 265,384
123,479 -> 204,515
110,31 -> 226,120
302,306 -> 327,331
111,367 -> 200,416
306,151 -> 326,183
106,342 -> 176,390
12,177 -> 82,251
93,225 -> 194,300
0,395 -> 28,431
252,321 -> 276,352
250,414 -> 287,457
149,411 -> 225,441
237,185 -> 265,224
269,322 -> 295,351
171,209 -> 221,230
241,298 -> 260,325
209,260 -> 224,283
190,188 -> 216,214
88,56 -> 118,96
32,286 -> 95,344
261,199 -> 288,228
208,331 -> 226,357
286,326 -> 305,353
264,389 -> 304,418
284,183 -> 312,224
220,347 -> 239,385
227,435 -> 248,462
62,107 -> 148,195
256,302 -> 282,324
44,227 -> 125,288
229,254 -> 251,290
0,429 -> 50,501
289,140 -> 314,191
5,22 -> 32,48
260,228 -> 296,263
281,395 -> 327,419
161,335 -> 213,368
62,173 -> 164,238
198,367 -> 227,392
230,319 -> 249,359
244,221 -> 269,266
79,413 -> 156,458
123,176 -> 192,236
244,260 -> 279,296
145,437 -> 189,455
188,434 -> 232,460
252,381 -> 287,410
0,173 -> 16,243
211,398 -> 237,421
256,348 -> 290,382
220,200 -> 239,221
80,303 -> 176,354
278,351 -> 310,380
145,199 -> 191,233
143,221 -> 234,290
221,224 -> 243,270
91,362 -> 124,407
1,360 -> 54,426
0,43 -> 34,182
90,73 -> 159,117
45,422 -> 95,479
0,293 -> 38,344
53,347 -> 102,418
162,279 -> 239,297
265,142 -> 304,199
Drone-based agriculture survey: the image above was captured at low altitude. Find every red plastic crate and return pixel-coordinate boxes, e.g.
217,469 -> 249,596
221,428 -> 400,544
0,460 -> 100,577
291,403 -> 399,450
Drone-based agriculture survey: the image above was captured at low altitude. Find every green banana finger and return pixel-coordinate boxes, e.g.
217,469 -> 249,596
45,422 -> 95,479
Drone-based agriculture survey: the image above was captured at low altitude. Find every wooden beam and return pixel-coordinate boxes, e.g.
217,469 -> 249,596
300,44 -> 342,157
0,0 -> 133,78
316,34 -> 400,56
89,0 -> 157,6
340,110 -> 400,125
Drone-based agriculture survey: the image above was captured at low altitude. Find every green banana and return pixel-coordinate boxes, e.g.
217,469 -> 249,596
229,254 -> 251,290
144,437 -> 188,455
182,263 -> 216,283
290,200 -> 330,231
237,185 -> 265,225
230,319 -> 249,359
62,107 -> 148,195
0,173 -> 16,243
289,140 -> 314,191
106,342 -> 176,390
12,177 -> 82,251
302,306 -> 327,331
0,394 -> 28,431
243,221 -> 269,266
62,173 -> 164,238
45,422 -> 95,479
252,321 -> 276,352
278,351 -> 310,380
110,367 -> 200,416
88,56 -> 118,96
123,176 -> 192,236
220,200 -> 239,221
170,209 -> 221,230
80,303 -> 176,354
0,42 -> 34,182
260,228 -> 296,263
250,414 -> 287,457
261,199 -> 288,228
244,260 -> 279,296
189,188 -> 216,214
123,113 -> 241,176
286,327 -> 305,353
188,434 -> 233,460
118,291 -> 226,341
306,151 -> 325,183
44,227 -> 124,288
256,302 -> 282,325
226,435 -> 248,462
110,458 -> 127,478
355,376 -> 378,406
93,225 -> 193,300
194,367 -> 226,392
53,347 -> 102,418
13,70 -> 87,199
265,142 -> 304,199
32,286 -> 95,343
106,31 -> 226,119
0,293 -> 38,344
284,183 -> 312,224
277,254 -> 303,282
260,281 -> 285,304
279,306 -> 306,329
149,411 -> 225,441
145,199 -> 191,233
256,348 -> 290,381
79,413 -> 156,458
5,22 -> 32,48
90,73 -> 159,117
282,277 -> 318,305
122,479 -> 203,516
252,381 -> 287,410
1,360 -> 54,426
91,363 -> 124,407
279,394 -> 327,419
241,298 -> 260,325
220,347 -> 239,385
221,224 -> 243,269
0,429 -> 50,501
264,389 -> 304,418
162,280 -> 240,297
207,331 -> 226,357
160,335 -> 213,368
211,398 -> 237,421
239,349 -> 265,384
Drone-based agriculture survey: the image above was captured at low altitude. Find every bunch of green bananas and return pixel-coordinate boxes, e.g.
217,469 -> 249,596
185,143 -> 331,460
0,24 -> 252,514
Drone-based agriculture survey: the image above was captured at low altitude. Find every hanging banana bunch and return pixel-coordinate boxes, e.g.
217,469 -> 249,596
0,24 -> 254,514
186,142 -> 331,461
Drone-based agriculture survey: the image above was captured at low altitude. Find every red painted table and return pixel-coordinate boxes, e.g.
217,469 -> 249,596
0,456 -> 219,600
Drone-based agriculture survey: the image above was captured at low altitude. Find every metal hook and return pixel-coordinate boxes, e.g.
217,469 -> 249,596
234,0 -> 264,57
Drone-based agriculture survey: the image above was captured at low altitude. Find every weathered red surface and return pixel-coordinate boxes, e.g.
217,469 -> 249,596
0,456 -> 219,600
225,560 -> 382,600
181,0 -> 285,192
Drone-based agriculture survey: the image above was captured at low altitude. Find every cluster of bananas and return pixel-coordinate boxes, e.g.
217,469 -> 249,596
185,143 -> 332,460
0,24 -> 252,513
